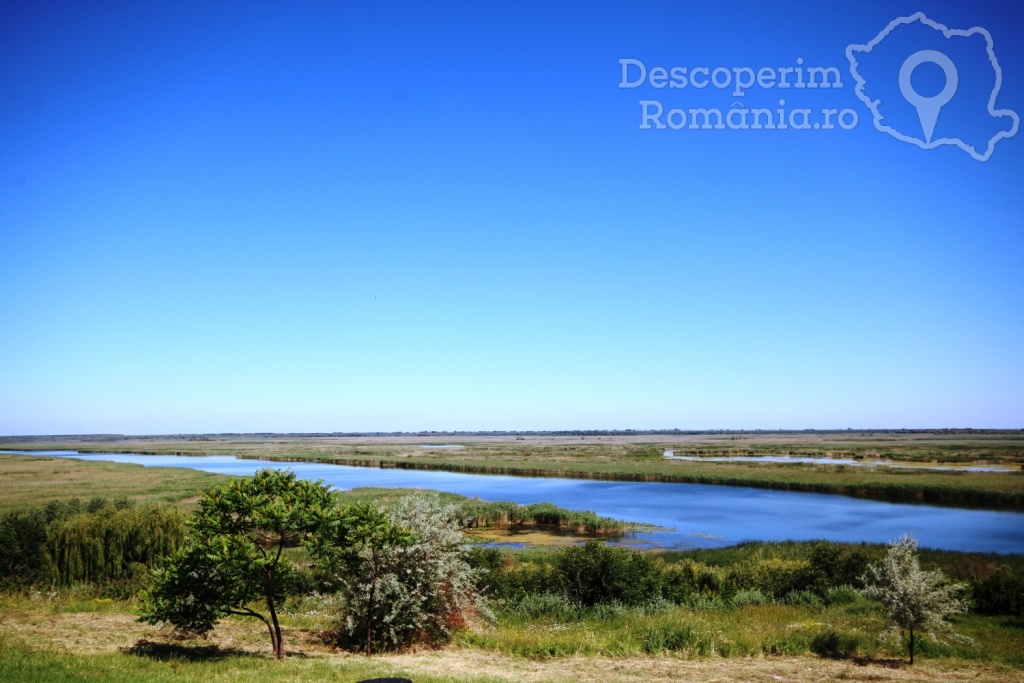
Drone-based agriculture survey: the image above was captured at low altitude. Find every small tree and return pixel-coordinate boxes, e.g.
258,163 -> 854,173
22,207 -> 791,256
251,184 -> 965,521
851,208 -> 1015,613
141,468 -> 333,659
859,534 -> 969,664
310,502 -> 413,655
313,494 -> 490,653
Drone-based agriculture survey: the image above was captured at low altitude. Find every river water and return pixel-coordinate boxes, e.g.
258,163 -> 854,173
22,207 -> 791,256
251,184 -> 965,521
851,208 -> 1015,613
4,450 -> 1022,554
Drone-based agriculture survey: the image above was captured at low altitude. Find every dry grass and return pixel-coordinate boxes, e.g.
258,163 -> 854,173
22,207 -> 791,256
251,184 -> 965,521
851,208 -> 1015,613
2,608 -> 1020,683
384,649 -> 1022,683
464,528 -> 589,548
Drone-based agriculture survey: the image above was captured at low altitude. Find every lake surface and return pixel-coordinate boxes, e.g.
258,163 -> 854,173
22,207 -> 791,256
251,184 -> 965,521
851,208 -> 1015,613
5,450 -> 1023,554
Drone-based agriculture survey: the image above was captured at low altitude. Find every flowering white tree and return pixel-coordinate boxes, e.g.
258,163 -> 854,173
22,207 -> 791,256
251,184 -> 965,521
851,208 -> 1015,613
315,493 -> 491,653
859,534 -> 969,664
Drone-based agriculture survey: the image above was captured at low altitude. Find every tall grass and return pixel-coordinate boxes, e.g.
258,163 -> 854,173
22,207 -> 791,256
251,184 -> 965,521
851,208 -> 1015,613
460,599 -> 1024,664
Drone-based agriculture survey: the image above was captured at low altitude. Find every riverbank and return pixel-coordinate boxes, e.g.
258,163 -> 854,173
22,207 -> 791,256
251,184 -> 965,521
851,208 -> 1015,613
4,432 -> 1021,510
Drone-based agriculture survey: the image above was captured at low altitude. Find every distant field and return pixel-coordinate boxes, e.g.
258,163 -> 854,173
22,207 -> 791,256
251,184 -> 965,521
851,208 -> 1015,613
5,429 -> 1024,464
0,455 -> 231,514
5,431 -> 1021,509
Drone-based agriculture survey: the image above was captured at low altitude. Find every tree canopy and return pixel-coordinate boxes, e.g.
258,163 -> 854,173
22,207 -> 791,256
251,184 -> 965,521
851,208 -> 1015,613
140,468 -> 333,658
859,534 -> 969,664
311,493 -> 490,654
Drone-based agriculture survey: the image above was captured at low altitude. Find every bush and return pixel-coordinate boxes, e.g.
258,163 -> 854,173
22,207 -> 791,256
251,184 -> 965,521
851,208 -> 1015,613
321,494 -> 491,653
556,541 -> 662,607
762,631 -> 812,655
730,589 -> 771,608
801,542 -> 873,594
785,589 -> 824,608
685,593 -> 727,611
824,585 -> 860,606
0,509 -> 49,584
2,499 -> 183,590
731,557 -> 808,598
511,592 -> 580,621
671,559 -> 728,597
972,564 -> 1024,617
810,628 -> 861,659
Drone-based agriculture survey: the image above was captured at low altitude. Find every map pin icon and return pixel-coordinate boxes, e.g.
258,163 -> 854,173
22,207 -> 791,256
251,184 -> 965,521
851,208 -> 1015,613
899,50 -> 958,143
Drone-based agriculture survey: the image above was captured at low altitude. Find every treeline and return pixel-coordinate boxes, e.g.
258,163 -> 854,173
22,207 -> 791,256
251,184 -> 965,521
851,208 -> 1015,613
468,540 -> 1024,619
0,497 -> 184,596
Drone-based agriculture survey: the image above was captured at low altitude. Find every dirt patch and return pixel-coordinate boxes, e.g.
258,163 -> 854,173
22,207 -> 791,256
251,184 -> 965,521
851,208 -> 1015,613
3,610 -> 1019,683
371,649 -> 1021,683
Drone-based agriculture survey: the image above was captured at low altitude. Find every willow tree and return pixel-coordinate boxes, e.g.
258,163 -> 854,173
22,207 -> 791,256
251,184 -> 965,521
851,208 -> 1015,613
141,468 -> 333,659
859,534 -> 969,664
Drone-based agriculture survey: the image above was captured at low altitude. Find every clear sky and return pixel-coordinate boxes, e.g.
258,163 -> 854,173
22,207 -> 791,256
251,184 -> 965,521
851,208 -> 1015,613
2,0 -> 1022,434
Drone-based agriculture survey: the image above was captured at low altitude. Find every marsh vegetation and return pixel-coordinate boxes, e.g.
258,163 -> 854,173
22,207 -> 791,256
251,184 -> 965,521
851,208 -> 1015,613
1,448 -> 1022,682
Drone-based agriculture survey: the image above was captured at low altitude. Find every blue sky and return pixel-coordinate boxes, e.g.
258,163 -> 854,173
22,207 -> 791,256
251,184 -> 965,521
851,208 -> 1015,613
2,0 -> 1022,434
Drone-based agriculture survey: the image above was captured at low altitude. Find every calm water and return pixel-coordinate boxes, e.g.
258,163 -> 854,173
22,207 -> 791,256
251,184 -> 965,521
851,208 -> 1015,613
5,450 -> 1023,554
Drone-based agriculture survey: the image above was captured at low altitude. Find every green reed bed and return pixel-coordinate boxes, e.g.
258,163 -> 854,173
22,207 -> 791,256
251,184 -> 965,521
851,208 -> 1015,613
334,487 -> 642,536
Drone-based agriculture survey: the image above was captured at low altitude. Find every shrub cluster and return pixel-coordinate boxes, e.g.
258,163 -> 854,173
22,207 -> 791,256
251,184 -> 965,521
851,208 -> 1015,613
471,540 -> 880,611
0,497 -> 184,594
972,564 -> 1024,617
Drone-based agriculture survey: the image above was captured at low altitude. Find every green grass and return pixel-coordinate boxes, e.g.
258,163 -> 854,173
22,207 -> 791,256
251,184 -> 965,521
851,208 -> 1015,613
0,455 -> 232,514
8,432 -> 1020,509
457,600 -> 1024,664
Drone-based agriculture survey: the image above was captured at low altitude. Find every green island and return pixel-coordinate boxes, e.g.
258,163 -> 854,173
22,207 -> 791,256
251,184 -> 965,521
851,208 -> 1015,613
1,433 -> 1023,683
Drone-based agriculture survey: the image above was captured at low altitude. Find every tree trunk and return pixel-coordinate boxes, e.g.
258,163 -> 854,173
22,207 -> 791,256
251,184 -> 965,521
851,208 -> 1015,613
909,627 -> 915,665
248,611 -> 279,659
365,560 -> 378,656
268,597 -> 285,659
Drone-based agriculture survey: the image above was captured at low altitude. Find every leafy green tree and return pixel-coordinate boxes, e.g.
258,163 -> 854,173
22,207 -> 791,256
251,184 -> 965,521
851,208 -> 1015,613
0,509 -> 49,584
141,468 -> 333,659
45,503 -> 183,588
859,534 -> 969,664
311,502 -> 412,654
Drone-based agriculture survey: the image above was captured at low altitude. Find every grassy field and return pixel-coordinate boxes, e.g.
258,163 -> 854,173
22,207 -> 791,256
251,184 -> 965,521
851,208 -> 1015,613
0,454 -> 232,515
0,456 -> 639,537
2,590 -> 1022,683
5,431 -> 1022,509
1,453 -> 1022,683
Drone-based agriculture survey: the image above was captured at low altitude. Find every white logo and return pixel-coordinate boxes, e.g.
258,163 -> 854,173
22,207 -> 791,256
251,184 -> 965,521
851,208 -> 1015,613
847,12 -> 1018,161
